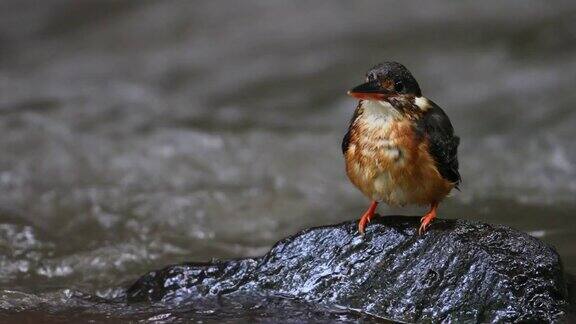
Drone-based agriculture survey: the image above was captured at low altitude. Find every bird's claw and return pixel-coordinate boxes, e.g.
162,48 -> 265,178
418,203 -> 438,235
358,218 -> 368,235
357,201 -> 378,235
418,221 -> 430,235
418,215 -> 434,235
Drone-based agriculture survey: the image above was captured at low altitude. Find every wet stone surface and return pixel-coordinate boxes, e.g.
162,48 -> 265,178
127,216 -> 570,323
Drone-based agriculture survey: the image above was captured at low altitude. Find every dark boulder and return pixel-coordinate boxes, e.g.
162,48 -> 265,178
127,216 -> 570,323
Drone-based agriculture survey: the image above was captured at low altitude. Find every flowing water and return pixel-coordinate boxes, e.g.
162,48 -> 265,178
0,1 -> 575,322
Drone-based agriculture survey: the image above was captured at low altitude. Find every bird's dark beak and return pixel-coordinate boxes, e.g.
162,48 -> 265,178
347,80 -> 392,100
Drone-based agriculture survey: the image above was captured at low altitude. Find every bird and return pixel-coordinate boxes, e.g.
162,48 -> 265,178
342,62 -> 461,235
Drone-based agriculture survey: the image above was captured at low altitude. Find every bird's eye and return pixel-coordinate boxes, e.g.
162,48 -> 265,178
394,81 -> 404,92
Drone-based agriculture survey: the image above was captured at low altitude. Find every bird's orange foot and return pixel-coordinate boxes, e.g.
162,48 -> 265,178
358,214 -> 371,234
418,215 -> 434,235
418,203 -> 438,235
358,201 -> 379,234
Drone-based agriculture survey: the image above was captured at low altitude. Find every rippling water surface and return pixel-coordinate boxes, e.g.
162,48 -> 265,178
1,1 -> 575,321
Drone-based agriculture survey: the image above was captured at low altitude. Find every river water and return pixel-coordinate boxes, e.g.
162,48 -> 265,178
0,1 -> 575,322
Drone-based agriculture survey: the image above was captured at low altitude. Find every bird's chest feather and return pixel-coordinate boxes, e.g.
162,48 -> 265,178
344,100 -> 450,205
346,101 -> 417,176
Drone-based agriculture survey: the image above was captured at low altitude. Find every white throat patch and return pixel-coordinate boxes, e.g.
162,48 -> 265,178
360,100 -> 402,119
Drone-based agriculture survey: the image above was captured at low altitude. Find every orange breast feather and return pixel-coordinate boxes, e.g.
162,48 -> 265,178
345,113 -> 454,206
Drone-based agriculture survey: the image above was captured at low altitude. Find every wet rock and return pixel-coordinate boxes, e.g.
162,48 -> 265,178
127,216 -> 570,322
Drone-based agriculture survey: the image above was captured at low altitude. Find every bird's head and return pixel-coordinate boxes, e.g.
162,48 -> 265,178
347,62 -> 422,101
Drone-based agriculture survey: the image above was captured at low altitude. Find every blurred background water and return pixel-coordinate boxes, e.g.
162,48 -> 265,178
0,0 -> 575,322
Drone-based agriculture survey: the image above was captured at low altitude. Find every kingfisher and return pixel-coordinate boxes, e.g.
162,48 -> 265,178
342,62 -> 461,235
